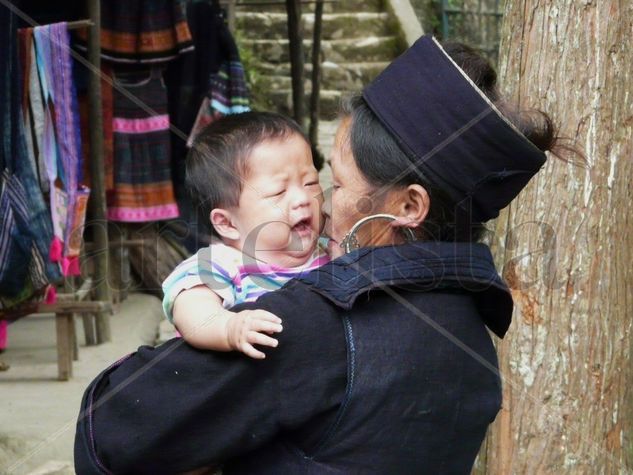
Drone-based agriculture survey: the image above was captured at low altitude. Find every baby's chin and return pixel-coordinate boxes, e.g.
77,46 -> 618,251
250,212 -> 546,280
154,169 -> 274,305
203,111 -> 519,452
289,231 -> 319,255
281,231 -> 319,260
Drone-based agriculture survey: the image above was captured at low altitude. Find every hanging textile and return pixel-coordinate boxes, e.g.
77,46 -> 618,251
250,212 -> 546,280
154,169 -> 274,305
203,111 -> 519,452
183,1 -> 249,145
187,60 -> 250,146
107,68 -> 179,222
19,28 -> 49,195
0,7 -> 60,310
165,0 -> 226,197
27,23 -> 90,276
164,0 -> 249,252
74,0 -> 194,64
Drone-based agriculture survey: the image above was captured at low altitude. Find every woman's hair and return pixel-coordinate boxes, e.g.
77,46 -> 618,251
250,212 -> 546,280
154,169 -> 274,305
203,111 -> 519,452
186,111 -> 306,235
342,41 -> 567,242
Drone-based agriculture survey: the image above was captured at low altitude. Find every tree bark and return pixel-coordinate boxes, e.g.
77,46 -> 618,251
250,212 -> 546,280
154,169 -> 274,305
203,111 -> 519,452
483,1 -> 633,473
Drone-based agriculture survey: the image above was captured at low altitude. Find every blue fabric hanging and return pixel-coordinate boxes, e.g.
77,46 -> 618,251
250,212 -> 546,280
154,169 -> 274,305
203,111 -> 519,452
0,5 -> 60,306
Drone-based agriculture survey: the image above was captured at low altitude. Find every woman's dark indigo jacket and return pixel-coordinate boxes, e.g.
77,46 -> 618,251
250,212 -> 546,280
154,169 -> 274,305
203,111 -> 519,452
74,241 -> 512,474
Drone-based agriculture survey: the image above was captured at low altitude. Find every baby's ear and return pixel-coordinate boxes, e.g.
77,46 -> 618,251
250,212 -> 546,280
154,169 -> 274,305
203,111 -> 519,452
210,208 -> 240,241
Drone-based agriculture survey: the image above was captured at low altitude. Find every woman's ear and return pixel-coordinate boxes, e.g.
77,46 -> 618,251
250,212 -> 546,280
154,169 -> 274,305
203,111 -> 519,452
210,209 -> 240,241
391,184 -> 430,228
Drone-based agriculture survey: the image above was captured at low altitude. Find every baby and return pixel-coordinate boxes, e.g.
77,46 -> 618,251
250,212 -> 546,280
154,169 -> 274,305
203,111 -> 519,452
162,112 -> 329,358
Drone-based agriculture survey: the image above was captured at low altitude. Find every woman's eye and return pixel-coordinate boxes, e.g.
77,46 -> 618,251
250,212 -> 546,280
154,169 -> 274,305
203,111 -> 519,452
305,181 -> 319,187
332,184 -> 341,190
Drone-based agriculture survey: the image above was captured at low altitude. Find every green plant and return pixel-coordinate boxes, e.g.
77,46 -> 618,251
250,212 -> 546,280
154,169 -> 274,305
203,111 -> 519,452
234,29 -> 275,112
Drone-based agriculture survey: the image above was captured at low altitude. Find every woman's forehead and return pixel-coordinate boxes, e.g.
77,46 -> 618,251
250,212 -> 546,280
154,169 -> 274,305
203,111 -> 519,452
334,117 -> 352,148
331,118 -> 353,167
330,121 -> 374,192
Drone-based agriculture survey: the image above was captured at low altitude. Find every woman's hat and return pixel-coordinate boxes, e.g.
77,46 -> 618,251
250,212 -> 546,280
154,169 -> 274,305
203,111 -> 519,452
363,35 -> 547,222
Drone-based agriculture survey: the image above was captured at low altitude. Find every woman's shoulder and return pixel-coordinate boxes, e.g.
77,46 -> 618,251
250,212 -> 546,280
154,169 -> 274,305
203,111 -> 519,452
239,279 -> 335,318
235,279 -> 343,341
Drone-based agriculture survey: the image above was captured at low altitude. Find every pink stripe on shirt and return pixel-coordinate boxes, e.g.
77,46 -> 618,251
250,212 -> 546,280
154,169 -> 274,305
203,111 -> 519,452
238,254 -> 328,276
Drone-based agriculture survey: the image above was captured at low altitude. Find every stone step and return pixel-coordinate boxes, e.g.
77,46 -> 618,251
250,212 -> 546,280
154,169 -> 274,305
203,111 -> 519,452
241,36 -> 399,64
257,60 -> 389,79
236,12 -> 392,40
266,89 -> 343,120
316,119 -> 340,168
236,0 -> 384,14
256,60 -> 388,92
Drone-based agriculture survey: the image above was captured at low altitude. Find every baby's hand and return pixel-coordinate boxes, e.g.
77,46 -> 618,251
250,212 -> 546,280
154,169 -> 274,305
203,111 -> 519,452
226,310 -> 283,359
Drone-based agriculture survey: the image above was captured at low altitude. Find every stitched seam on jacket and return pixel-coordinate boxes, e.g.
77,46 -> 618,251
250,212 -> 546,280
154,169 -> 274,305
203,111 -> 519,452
329,275 -> 507,309
87,353 -> 134,474
307,314 -> 356,459
320,260 -> 499,287
343,275 -> 507,306
303,259 -> 502,297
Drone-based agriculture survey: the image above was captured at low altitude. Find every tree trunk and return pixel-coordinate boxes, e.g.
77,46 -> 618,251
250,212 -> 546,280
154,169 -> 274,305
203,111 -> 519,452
286,0 -> 305,128
483,1 -> 633,473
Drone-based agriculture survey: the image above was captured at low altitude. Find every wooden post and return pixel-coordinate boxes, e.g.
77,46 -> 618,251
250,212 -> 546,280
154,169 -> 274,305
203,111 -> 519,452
79,248 -> 97,345
109,223 -> 130,303
55,312 -> 73,381
285,0 -> 305,128
308,0 -> 324,149
62,277 -> 79,361
441,0 -> 449,40
87,0 -> 112,343
70,314 -> 79,361
82,312 -> 96,345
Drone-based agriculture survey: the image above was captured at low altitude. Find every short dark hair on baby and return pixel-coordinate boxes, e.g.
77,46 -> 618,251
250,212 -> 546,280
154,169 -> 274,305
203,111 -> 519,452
186,111 -> 307,235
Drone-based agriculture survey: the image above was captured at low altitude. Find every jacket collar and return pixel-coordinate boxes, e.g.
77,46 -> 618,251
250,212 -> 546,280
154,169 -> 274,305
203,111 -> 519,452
297,241 -> 513,338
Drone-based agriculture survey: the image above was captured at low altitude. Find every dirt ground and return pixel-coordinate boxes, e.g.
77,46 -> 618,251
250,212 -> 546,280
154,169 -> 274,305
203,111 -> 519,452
0,293 -> 164,475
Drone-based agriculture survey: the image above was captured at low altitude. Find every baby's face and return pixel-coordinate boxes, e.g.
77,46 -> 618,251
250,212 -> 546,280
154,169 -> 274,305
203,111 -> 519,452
232,133 -> 323,268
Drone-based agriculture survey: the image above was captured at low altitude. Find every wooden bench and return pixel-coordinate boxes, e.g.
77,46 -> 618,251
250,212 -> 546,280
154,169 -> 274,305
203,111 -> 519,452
0,278 -> 111,381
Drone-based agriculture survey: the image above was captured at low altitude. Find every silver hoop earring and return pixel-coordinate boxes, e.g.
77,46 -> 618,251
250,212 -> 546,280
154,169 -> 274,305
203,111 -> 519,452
339,214 -> 417,254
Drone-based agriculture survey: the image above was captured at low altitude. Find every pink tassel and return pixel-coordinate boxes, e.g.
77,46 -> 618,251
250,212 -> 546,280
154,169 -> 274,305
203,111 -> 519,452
45,285 -> 57,304
61,257 -> 81,276
61,257 -> 71,275
67,257 -> 81,276
0,321 -> 7,350
50,237 -> 63,262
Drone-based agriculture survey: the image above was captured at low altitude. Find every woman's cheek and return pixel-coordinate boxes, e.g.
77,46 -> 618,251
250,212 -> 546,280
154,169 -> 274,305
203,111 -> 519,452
329,189 -> 342,235
333,190 -> 355,239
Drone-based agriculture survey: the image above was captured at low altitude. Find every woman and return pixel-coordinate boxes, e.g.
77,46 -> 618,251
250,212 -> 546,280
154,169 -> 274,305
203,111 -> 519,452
74,36 -> 560,474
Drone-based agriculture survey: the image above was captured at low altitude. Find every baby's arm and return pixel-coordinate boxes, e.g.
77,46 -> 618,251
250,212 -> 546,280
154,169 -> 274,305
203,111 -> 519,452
172,285 -> 283,359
